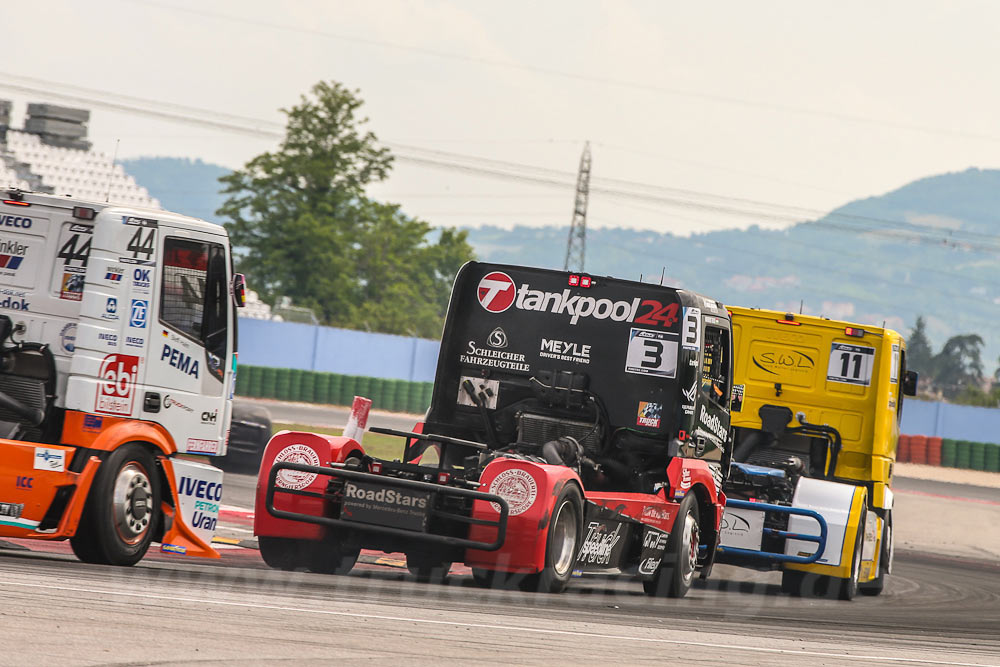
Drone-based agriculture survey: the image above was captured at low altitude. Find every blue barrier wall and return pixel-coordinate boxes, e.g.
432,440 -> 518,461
239,318 -> 1000,442
900,399 -> 1000,444
237,317 -> 440,382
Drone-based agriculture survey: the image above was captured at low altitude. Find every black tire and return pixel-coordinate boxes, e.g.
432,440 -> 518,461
258,535 -> 359,574
407,553 -> 452,583
838,505 -> 866,601
643,492 -> 701,598
780,569 -> 806,596
471,568 -> 502,588
70,444 -> 161,566
520,484 -> 584,594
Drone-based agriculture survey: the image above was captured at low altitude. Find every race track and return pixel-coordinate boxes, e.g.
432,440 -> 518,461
3,467 -> 999,666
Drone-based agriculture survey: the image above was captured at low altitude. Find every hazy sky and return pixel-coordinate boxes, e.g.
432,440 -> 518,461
3,0 -> 999,234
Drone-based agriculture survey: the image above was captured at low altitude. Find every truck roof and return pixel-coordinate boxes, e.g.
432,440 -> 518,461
4,189 -> 225,236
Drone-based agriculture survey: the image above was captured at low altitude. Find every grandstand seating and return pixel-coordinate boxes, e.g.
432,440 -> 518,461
0,128 -> 159,208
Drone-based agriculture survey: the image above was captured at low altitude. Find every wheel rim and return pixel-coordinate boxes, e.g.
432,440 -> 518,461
550,499 -> 579,577
112,462 -> 153,545
680,510 -> 699,586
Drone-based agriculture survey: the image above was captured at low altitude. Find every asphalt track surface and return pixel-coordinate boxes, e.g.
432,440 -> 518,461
3,401 -> 998,665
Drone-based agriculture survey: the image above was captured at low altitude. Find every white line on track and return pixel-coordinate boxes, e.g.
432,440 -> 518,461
0,579 -> 992,666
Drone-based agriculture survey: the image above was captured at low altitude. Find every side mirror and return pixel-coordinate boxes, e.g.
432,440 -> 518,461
232,273 -> 247,308
902,370 -> 918,397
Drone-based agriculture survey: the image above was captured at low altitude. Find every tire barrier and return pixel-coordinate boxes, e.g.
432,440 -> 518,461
941,438 -> 957,468
234,366 -> 435,413
897,434 -> 911,463
909,435 -> 928,465
926,436 -> 942,467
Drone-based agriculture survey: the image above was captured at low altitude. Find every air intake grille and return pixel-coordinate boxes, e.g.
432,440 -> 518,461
517,413 -> 602,456
0,375 -> 46,441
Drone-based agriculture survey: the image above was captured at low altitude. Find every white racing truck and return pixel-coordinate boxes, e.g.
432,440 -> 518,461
0,189 -> 245,564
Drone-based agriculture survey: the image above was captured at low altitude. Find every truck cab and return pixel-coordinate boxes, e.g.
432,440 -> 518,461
718,307 -> 917,598
255,262 -> 733,597
0,189 -> 244,564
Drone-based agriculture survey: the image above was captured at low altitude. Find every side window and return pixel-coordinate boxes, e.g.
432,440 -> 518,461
701,326 -> 730,407
160,238 -> 228,381
161,238 -> 208,340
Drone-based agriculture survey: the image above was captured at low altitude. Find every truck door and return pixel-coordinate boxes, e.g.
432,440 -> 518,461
143,232 -> 232,456
691,317 -> 732,460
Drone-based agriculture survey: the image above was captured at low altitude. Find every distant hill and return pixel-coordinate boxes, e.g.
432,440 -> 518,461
126,157 -> 1000,368
120,157 -> 228,223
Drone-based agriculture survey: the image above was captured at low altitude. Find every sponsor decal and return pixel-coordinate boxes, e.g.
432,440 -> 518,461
186,438 -> 221,455
344,482 -> 429,508
730,383 -> 745,412
539,337 -> 591,365
125,335 -> 144,348
105,268 -> 124,283
273,444 -> 322,490
16,476 -> 33,489
102,297 -> 119,320
0,502 -> 24,519
488,468 -> 538,516
0,215 -> 33,229
487,327 -> 508,348
681,378 -> 697,415
201,409 -> 218,424
0,237 -> 27,272
457,375 -> 500,409
161,543 -> 187,555
462,340 -> 530,372
641,505 -> 671,522
719,507 -> 765,550
123,215 -> 158,228
477,271 -> 517,313
33,447 -> 66,472
97,332 -> 118,347
578,521 -> 624,566
82,414 -> 103,432
0,294 -> 29,311
60,323 -> 77,353
638,557 -> 661,576
636,401 -> 662,428
95,353 -> 139,416
59,272 -> 84,301
625,328 -> 678,378
643,529 -> 669,550
132,267 -> 152,291
476,272 -> 681,328
129,299 -> 148,328
178,476 -> 223,501
163,395 -> 194,412
752,348 -> 814,377
890,343 -> 900,384
161,344 -> 200,378
698,404 -> 728,442
679,467 -> 693,491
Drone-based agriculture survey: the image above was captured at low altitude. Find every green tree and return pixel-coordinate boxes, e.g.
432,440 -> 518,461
932,333 -> 984,399
906,316 -> 934,377
217,81 -> 474,335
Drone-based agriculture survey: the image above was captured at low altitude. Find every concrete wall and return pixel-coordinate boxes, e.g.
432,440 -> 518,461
237,317 -> 439,382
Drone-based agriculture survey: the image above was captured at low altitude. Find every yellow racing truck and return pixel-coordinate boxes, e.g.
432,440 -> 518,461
716,307 -> 917,599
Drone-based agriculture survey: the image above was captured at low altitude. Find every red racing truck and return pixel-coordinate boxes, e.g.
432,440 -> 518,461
255,262 -> 733,596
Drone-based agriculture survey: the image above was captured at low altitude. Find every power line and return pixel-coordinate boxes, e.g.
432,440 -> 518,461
127,0 -> 1000,145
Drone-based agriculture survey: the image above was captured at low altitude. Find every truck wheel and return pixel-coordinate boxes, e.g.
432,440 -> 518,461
780,569 -> 806,596
407,553 -> 452,583
70,444 -> 160,566
521,484 -> 583,594
258,536 -> 359,575
838,506 -> 866,600
643,492 -> 700,598
860,515 -> 891,596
